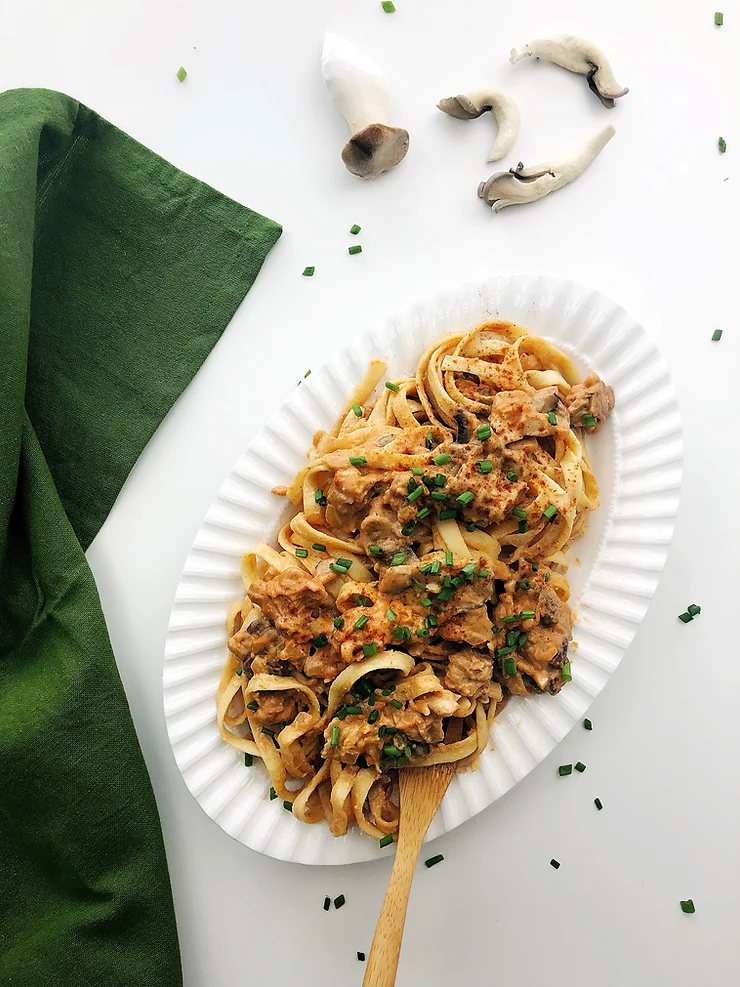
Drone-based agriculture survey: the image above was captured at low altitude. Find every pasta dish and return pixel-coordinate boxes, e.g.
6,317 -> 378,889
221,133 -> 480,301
217,321 -> 614,840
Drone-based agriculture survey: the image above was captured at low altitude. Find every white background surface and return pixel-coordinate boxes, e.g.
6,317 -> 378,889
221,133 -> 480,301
2,1 -> 739,984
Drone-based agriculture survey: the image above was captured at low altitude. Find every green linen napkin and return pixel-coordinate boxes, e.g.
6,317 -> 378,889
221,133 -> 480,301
0,88 -> 281,986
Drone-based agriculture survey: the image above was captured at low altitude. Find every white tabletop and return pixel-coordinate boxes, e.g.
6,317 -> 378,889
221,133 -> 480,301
4,0 -> 739,984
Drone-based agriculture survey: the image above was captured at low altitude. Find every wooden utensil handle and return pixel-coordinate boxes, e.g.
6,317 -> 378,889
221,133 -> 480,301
362,831 -> 423,987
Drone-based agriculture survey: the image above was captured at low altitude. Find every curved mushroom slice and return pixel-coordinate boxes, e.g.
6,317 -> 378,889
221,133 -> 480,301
322,32 -> 409,179
510,35 -> 628,108
437,89 -> 520,162
477,124 -> 615,213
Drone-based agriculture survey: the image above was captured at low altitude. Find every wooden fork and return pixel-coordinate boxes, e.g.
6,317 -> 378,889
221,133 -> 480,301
362,763 -> 455,987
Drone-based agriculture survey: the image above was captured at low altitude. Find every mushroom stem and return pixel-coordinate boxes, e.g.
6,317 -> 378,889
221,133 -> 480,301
321,33 -> 409,179
510,35 -> 628,108
437,89 -> 520,162
477,124 -> 615,213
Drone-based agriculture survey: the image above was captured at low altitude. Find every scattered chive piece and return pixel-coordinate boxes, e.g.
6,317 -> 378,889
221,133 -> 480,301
312,543 -> 327,552
497,645 -> 516,657
719,136 -> 727,153
501,614 -> 518,624
378,726 -> 386,737
386,607 -> 397,621
517,633 -> 527,647
426,432 -> 436,449
295,547 -> 309,558
390,552 -> 407,566
383,745 -> 401,758
407,485 -> 424,503
357,595 -> 372,607
261,726 -> 275,737
379,834 -> 394,848
336,558 -> 353,570
519,578 -> 531,590
432,453 -> 451,466
385,381 -> 400,392
434,473 -> 447,487
680,899 -> 696,914
712,329 -> 723,342
562,661 -> 572,682
369,545 -> 384,557
506,471 -> 519,482
323,896 -> 331,911
283,800 -> 293,812
247,700 -> 259,711
518,520 -> 529,534
512,508 -> 527,520
475,424 -> 492,441
334,895 -> 346,909
428,614 -> 438,627
363,643 -> 378,657
584,718 -> 593,731
550,858 -> 560,869
367,692 -> 376,705
543,504 -> 558,520
594,797 -> 603,810
461,562 -> 477,577
430,490 -> 447,502
352,403 -> 363,417
313,634 -> 328,648
393,626 -> 406,640
558,764 -> 573,776
531,562 -> 539,571
420,597 -> 433,607
349,456 -> 367,467
476,460 -> 493,473
350,224 -> 362,234
404,746 -> 412,758
678,612 -> 693,623
389,698 -> 403,709
348,244 -> 363,255
314,488 -> 326,505
302,266 -> 315,277
582,413 -> 597,428
478,569 -> 489,578
424,854 -> 444,868
575,761 -> 586,773
503,656 -> 517,676
235,666 -> 243,676
456,491 -> 474,507
357,952 -> 366,962
544,572 -> 551,582
438,509 -> 458,521
687,603 -> 701,616
381,0 -> 396,10
383,685 -> 396,695
368,709 -> 379,725
411,467 -> 424,476
269,787 -> 277,800
244,753 -> 253,767
354,615 -> 369,630
465,521 -> 477,532
333,616 -> 345,630
506,629 -> 518,646
715,10 -> 724,24
331,726 -> 340,746
401,521 -> 416,536
344,706 -> 362,716
176,66 -> 187,82
547,412 -> 558,426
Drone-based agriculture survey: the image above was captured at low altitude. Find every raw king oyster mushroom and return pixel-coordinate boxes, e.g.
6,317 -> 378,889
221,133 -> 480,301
321,32 -> 409,179
437,89 -> 520,162
510,35 -> 628,108
477,124 -> 615,212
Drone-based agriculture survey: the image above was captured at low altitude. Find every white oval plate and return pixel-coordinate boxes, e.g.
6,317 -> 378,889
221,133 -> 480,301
163,275 -> 682,865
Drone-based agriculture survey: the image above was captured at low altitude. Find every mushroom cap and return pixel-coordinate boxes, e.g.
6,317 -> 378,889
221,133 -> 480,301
341,124 -> 409,179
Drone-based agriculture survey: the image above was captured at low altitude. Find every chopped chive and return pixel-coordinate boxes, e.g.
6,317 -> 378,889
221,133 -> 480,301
356,595 -> 372,607
544,572 -> 551,582
411,467 -> 424,476
323,896 -> 331,910
295,547 -> 309,558
430,490 -> 447,502
389,698 -> 403,709
439,509 -> 457,520
594,797 -> 603,810
407,485 -> 424,504
401,521 -> 416,536
437,588 -> 454,602
582,413 -> 597,428
386,607 -> 397,621
357,952 -> 366,962
331,726 -> 340,746
428,614 -> 438,627
378,726 -> 386,737
312,543 -> 327,552
367,692 -> 376,705
518,519 -> 529,534
334,894 -> 346,909
381,0 -> 396,10
336,558 -> 353,570
465,521 -> 477,532
383,746 -> 401,758
506,471 -> 519,482
518,610 -> 535,619
369,545 -> 384,557
314,488 -> 325,504
687,603 -> 701,616
478,569 -> 489,578
269,787 -> 277,800
352,403 -> 363,417
519,578 -> 531,590
512,507 -> 527,520
261,726 -> 275,737
424,854 -> 444,868
678,612 -> 693,623
393,625 -> 406,640
333,616 -> 345,629
456,491 -> 474,507
350,223 -> 362,234
390,552 -> 407,566
368,709 -> 379,725
680,899 -> 696,914
385,381 -> 399,392
348,244 -> 363,255
313,634 -> 328,648
176,65 -> 187,82
432,453 -> 451,465
354,615 -> 369,630
403,746 -> 412,758
235,666 -> 243,676
543,504 -> 558,520
426,432 -> 436,449
497,645 -> 516,657
531,562 -> 539,571
283,800 -> 293,812
575,761 -> 586,773
434,473 -> 447,487
501,614 -> 518,624
379,834 -> 394,848
475,424 -> 492,441
476,460 -> 493,473
562,661 -> 572,682
550,858 -> 560,869
558,764 -> 573,776
349,456 -> 367,467
302,266 -> 315,277
711,329 -> 723,341
547,412 -> 558,426
503,656 -> 517,675
244,753 -> 253,767
715,10 -> 724,24
336,707 -> 349,720
583,718 -> 593,731
345,706 -> 362,716
461,562 -> 477,577
719,136 -> 727,153
246,700 -> 259,711
420,597 -> 433,608
517,632 -> 527,647
363,643 -> 378,657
